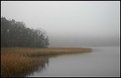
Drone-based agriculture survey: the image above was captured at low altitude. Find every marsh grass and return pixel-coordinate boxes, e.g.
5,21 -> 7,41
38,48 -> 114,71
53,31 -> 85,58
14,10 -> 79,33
1,47 -> 91,56
1,48 -> 48,77
1,47 -> 91,77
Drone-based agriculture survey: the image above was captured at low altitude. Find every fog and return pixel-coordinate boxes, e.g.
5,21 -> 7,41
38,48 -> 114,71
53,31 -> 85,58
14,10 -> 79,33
1,1 -> 120,47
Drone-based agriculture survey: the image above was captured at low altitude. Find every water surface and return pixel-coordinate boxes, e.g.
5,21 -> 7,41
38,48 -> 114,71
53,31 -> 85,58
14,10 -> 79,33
28,47 -> 120,77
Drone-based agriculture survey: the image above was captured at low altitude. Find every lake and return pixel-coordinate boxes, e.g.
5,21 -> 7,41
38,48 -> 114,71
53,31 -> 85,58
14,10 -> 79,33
28,47 -> 120,77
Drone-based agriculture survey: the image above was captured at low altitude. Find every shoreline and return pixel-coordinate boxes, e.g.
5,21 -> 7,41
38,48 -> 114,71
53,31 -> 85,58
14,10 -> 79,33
1,47 -> 92,77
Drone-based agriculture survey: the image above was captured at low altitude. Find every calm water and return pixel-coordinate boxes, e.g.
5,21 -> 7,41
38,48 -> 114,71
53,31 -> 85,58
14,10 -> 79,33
28,47 -> 120,77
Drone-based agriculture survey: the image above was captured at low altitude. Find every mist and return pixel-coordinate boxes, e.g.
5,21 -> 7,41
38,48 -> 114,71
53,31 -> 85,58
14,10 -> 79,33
1,1 -> 120,77
1,1 -> 120,47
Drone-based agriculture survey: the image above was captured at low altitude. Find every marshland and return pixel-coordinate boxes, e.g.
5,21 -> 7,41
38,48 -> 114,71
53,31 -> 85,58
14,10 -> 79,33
1,47 -> 92,77
1,1 -> 120,77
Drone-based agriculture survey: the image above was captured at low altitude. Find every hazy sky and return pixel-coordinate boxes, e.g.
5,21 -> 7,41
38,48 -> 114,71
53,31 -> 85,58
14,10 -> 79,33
1,1 -> 120,47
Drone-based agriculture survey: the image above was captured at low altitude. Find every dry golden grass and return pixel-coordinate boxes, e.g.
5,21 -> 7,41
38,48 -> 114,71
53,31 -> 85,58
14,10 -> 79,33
1,47 -> 92,56
1,47 -> 91,77
1,49 -> 48,77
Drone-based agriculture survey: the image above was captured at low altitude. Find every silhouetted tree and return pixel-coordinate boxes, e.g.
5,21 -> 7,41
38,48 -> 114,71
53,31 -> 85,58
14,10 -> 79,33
1,17 -> 49,48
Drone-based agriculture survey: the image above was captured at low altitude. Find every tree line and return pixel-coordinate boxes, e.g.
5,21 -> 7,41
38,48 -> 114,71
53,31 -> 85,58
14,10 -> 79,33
1,17 -> 49,48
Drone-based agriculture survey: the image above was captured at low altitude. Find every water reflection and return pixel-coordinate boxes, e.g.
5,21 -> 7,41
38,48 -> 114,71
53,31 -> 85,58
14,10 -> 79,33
14,57 -> 49,77
28,47 -> 120,77
26,57 -> 49,76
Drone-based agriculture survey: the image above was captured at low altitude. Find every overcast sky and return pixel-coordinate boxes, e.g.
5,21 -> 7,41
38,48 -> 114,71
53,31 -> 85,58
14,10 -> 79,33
1,1 -> 120,47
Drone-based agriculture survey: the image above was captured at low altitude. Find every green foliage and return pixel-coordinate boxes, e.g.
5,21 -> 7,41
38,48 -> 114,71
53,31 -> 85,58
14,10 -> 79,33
1,17 -> 49,48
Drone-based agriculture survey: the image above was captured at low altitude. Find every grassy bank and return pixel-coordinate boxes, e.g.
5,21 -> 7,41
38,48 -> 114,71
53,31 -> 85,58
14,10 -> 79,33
1,47 -> 91,77
1,51 -> 48,77
1,48 -> 92,56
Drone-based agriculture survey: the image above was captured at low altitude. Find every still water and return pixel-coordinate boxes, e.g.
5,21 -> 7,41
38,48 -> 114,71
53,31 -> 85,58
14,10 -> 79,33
28,47 -> 120,77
